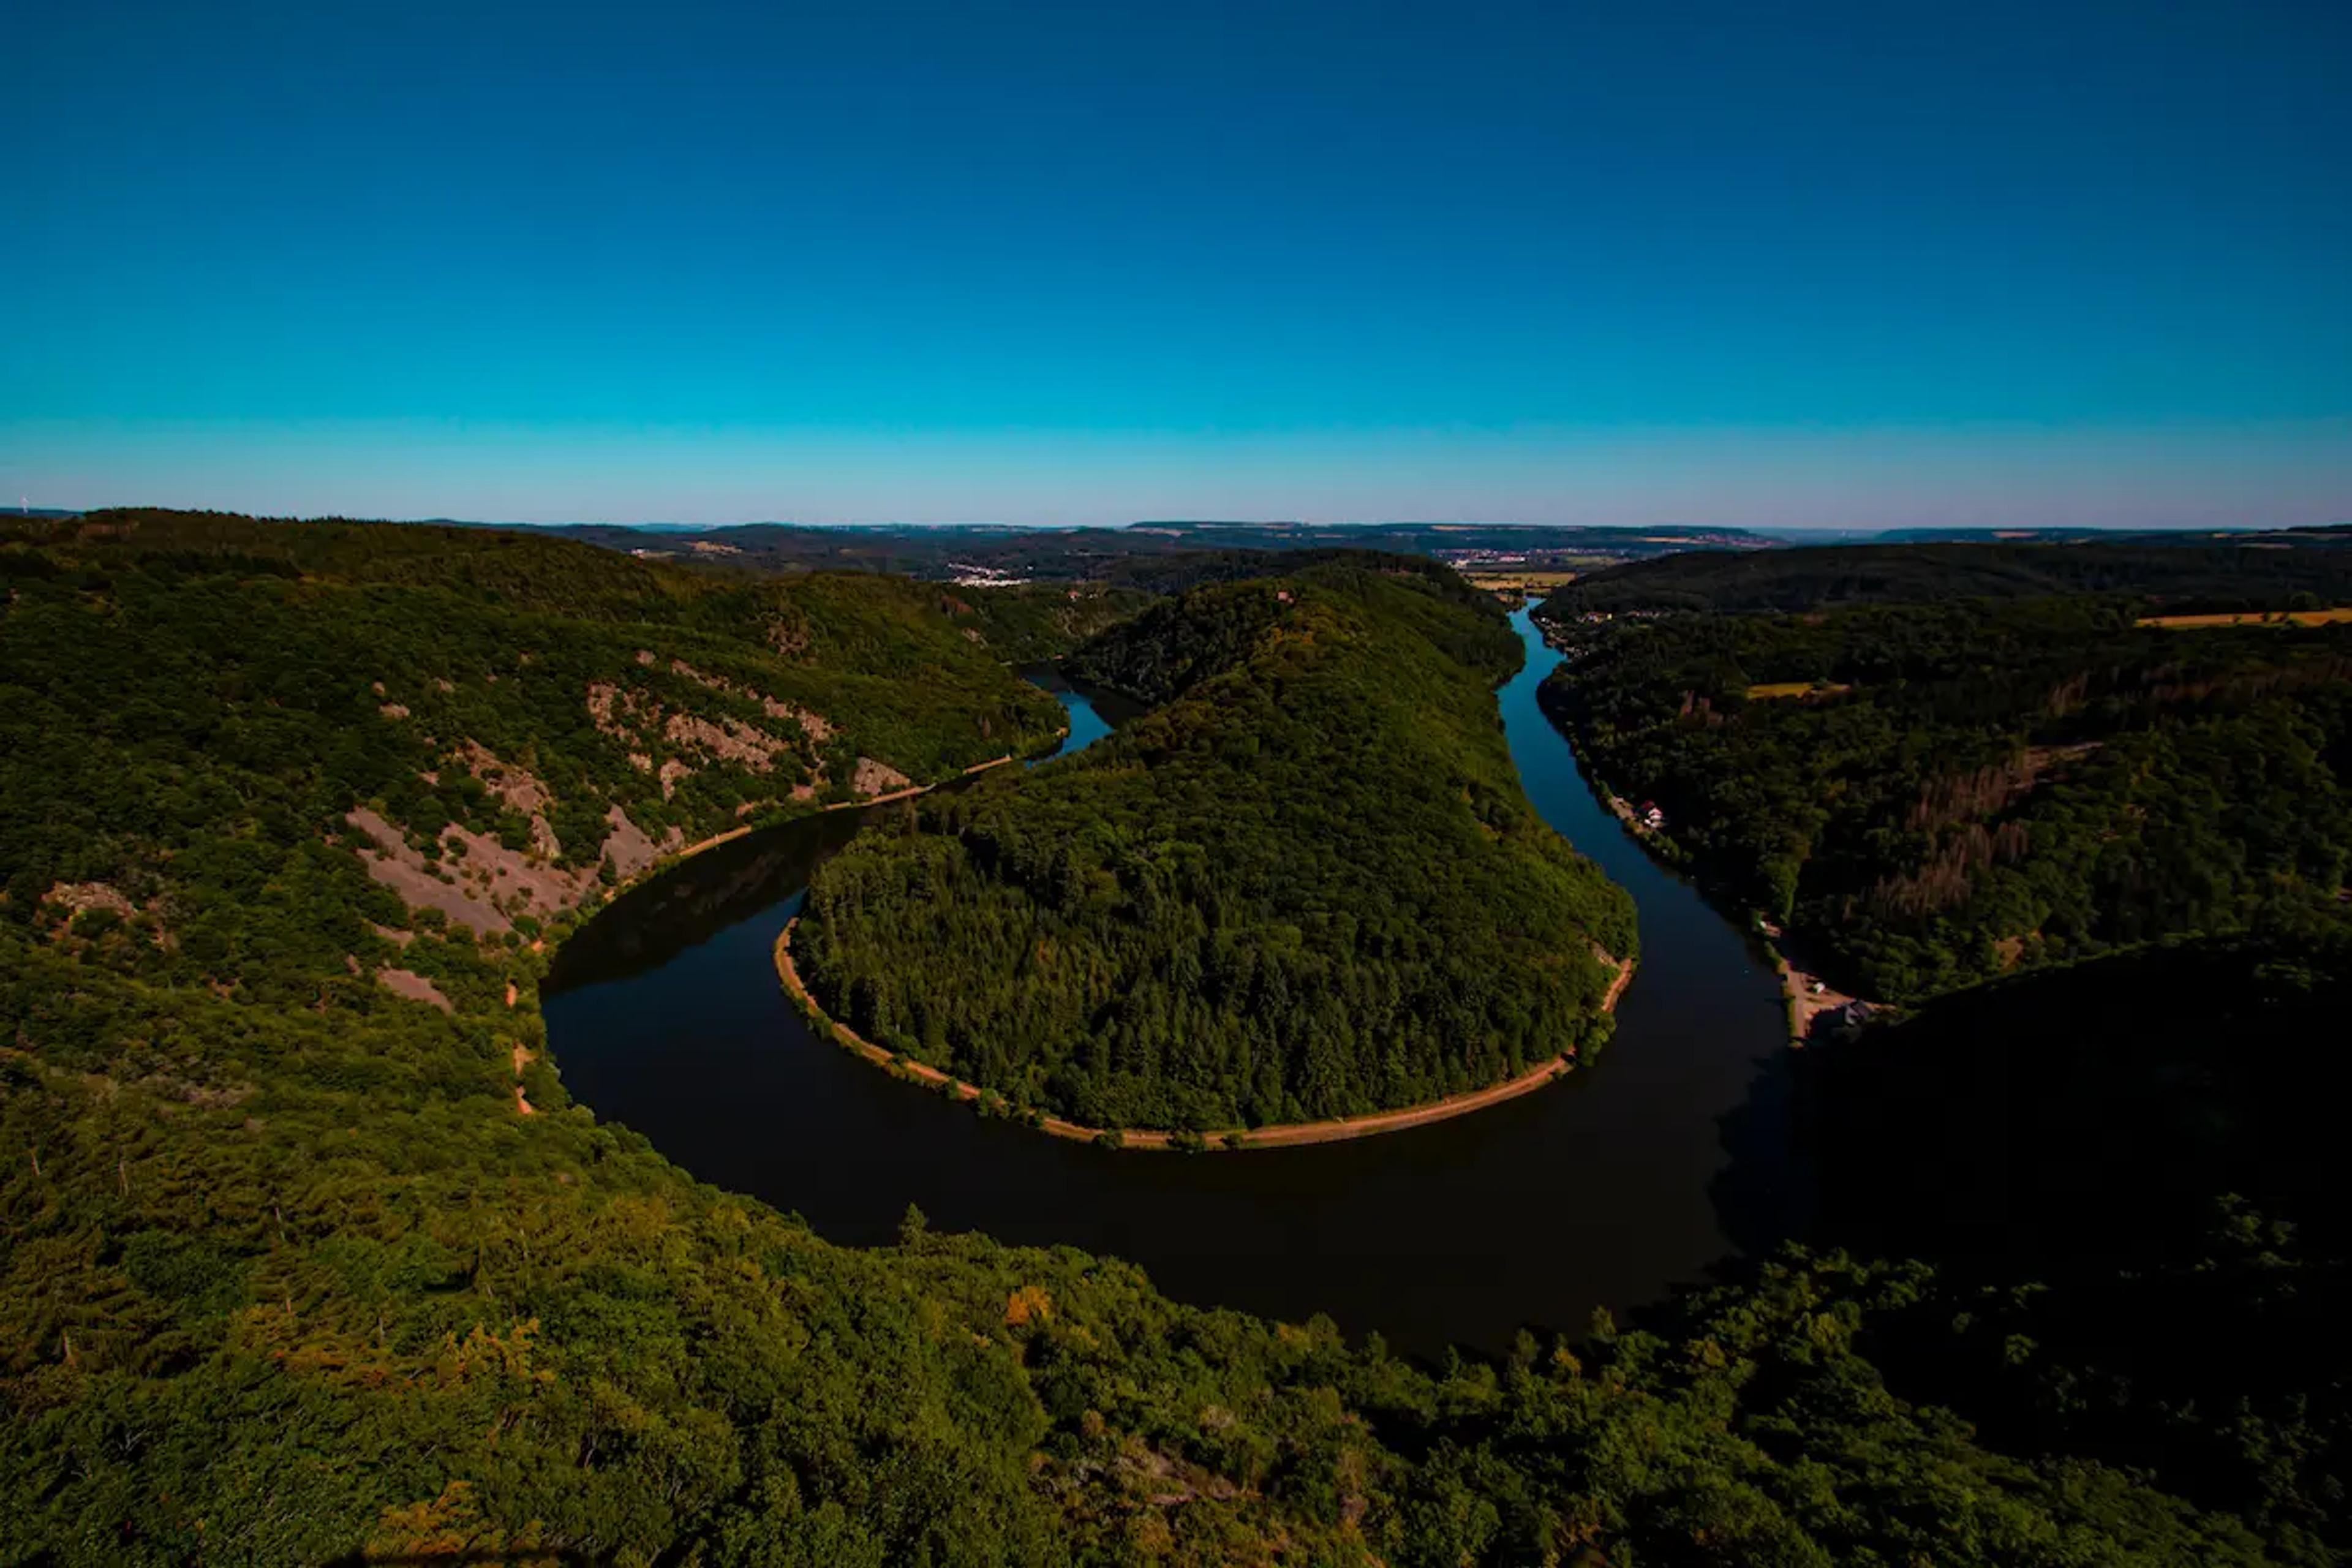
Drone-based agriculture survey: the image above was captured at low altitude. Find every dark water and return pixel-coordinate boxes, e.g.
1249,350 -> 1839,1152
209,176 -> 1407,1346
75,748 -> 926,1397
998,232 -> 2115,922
545,609 -> 1803,1355
1020,667 -> 1139,761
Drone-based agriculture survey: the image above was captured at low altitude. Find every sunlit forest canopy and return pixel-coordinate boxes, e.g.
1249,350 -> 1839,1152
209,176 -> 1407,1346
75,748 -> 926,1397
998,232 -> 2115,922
1547,535 -> 2352,616
1538,594 -> 2352,1000
794,559 -> 1639,1133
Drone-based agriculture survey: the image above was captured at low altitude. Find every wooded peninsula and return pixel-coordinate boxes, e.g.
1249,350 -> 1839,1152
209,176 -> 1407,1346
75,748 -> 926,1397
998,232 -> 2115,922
793,559 -> 1636,1135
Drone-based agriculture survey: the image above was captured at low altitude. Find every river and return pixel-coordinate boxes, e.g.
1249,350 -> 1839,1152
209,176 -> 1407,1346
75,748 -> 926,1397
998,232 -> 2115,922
543,608 -> 1804,1355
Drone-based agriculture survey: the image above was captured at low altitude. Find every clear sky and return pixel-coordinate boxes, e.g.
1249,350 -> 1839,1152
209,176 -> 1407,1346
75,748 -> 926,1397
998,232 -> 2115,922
4,0 -> 2347,527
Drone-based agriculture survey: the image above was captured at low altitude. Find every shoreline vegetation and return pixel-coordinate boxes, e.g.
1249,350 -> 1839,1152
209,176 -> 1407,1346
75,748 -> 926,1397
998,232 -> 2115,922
820,750 -> 1023,810
1528,587 -> 2352,1009
1534,615 -> 1868,1047
1600,782 -> 1862,1046
776,914 -> 1633,1150
520,750 -> 1038,1121
793,562 -> 1638,1133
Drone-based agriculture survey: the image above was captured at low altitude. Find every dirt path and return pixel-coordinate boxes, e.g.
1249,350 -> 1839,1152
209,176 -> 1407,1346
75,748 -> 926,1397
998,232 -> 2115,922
601,755 -> 1012,902
775,921 -> 1634,1152
502,980 -> 537,1113
511,1041 -> 536,1115
671,824 -> 755,861
822,754 -> 1015,812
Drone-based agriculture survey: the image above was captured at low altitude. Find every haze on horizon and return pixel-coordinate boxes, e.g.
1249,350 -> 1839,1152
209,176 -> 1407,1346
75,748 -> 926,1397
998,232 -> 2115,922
4,0 -> 2347,531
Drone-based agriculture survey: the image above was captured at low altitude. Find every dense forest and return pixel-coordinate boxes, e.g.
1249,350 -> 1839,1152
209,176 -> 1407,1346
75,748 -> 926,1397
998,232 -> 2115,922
0,513 -> 2337,1564
0,511 -> 1079,997
1547,536 -> 2352,614
793,561 -> 1638,1133
1536,594 -> 2352,999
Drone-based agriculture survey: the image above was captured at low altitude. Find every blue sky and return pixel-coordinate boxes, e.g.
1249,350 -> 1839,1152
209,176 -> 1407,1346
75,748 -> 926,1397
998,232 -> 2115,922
4,0 -> 2347,526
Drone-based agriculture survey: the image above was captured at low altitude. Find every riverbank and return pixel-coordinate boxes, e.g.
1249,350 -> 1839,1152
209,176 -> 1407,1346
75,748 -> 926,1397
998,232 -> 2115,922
1766,940 -> 1861,1045
774,918 -> 1633,1152
549,604 -> 1800,1352
1528,610 -> 1872,1046
529,752 -> 1028,1059
1574,796 -> 1861,1048
822,752 -> 1018,810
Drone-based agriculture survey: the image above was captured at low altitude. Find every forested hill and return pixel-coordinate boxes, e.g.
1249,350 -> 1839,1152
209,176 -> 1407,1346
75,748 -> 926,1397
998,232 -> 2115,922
0,512 -> 2315,1562
1543,535 -> 2352,614
1537,595 -> 2352,1000
1061,550 -> 1522,703
0,510 -> 1079,944
796,561 -> 1638,1133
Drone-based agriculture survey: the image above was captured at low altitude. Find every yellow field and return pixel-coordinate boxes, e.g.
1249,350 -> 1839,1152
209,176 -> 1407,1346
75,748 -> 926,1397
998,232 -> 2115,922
2138,607 -> 2352,629
1747,681 -> 1852,700
1461,569 -> 1583,592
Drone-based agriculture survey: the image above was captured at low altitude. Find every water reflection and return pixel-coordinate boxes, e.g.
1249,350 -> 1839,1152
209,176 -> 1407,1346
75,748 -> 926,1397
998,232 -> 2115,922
545,617 -> 1804,1355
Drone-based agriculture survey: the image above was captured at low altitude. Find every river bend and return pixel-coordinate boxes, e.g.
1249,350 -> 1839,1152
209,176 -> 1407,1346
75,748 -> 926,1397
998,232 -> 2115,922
544,610 -> 1803,1355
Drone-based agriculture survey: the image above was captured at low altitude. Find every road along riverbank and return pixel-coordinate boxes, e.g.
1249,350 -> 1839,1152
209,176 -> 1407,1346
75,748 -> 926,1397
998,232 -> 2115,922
545,609 -> 1803,1354
775,918 -> 1634,1151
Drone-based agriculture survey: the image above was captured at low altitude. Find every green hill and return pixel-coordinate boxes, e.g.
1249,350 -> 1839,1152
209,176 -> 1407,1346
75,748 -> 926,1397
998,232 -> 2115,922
1538,594 -> 2352,1000
0,514 -> 2312,1564
793,560 -> 1638,1133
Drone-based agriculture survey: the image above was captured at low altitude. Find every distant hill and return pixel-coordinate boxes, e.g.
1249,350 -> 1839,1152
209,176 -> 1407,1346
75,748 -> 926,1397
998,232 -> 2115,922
1542,535 -> 2352,615
546,518 -> 1777,582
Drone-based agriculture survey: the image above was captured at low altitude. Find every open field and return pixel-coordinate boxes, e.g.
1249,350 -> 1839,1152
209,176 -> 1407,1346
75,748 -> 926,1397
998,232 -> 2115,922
2138,606 -> 2352,629
1461,568 -> 1586,594
1746,680 -> 1853,699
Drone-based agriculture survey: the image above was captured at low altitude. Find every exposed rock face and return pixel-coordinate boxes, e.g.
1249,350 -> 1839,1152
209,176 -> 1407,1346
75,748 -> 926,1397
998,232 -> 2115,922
344,802 -> 687,933
437,824 -> 594,922
767,699 -> 831,740
42,882 -> 136,919
600,804 -> 682,882
453,741 -> 552,817
853,757 -> 914,796
668,657 -> 834,740
587,681 -> 651,745
342,653 -> 867,927
375,967 -> 453,1012
346,810 -> 516,934
452,741 -> 564,858
663,711 -> 789,771
589,673 -> 815,797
